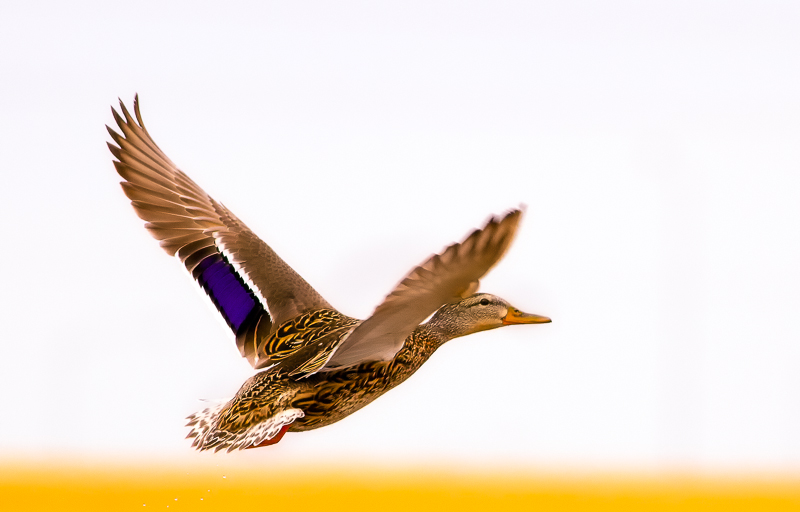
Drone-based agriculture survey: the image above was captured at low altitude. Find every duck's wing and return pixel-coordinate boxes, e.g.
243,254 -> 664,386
322,209 -> 523,369
108,96 -> 333,367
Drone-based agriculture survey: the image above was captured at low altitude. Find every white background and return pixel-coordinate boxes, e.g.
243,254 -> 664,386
1,1 -> 799,472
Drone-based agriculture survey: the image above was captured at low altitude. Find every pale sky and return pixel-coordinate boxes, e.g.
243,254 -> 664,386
1,1 -> 799,472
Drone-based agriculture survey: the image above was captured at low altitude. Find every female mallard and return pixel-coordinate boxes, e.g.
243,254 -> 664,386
108,96 -> 551,452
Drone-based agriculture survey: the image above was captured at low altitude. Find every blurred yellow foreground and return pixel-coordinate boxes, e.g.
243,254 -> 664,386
2,461 -> 799,511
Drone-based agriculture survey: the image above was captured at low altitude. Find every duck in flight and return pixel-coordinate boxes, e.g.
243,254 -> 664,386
108,96 -> 551,452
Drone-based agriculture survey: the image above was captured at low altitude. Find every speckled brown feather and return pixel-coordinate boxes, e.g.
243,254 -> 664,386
253,309 -> 359,373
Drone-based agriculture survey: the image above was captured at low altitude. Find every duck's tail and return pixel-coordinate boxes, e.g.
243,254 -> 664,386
185,374 -> 304,452
186,404 -> 304,452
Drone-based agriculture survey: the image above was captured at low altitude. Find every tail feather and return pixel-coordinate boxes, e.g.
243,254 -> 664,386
186,403 -> 304,452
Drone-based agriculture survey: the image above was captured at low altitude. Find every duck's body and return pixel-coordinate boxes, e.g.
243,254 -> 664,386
188,310 -> 444,451
108,96 -> 550,452
190,317 -> 436,449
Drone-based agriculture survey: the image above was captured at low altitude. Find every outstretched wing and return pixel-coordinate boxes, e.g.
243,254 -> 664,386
108,95 -> 333,366
322,209 -> 523,369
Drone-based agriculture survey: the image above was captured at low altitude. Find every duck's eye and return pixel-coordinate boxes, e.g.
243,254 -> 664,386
479,298 -> 490,306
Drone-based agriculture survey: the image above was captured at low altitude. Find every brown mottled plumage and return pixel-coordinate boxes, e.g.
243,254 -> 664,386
109,96 -> 550,452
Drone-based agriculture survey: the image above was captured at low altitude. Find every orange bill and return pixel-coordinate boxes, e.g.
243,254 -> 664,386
502,308 -> 551,325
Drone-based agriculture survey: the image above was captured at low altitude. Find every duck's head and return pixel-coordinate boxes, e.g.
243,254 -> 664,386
427,293 -> 551,340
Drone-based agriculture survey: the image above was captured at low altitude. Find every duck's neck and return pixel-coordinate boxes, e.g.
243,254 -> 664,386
390,323 -> 451,372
